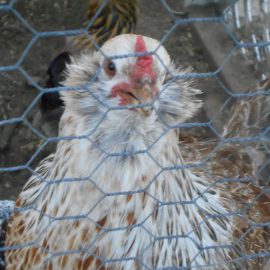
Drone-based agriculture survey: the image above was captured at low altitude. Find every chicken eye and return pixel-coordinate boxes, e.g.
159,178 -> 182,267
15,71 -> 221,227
104,60 -> 116,77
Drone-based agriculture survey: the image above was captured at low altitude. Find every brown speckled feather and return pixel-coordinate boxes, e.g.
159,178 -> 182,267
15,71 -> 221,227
179,132 -> 270,269
178,78 -> 270,268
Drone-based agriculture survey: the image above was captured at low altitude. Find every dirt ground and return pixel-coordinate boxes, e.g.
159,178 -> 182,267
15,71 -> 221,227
0,0 -> 230,200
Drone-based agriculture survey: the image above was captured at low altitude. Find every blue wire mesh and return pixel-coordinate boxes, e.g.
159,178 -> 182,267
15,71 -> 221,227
0,0 -> 270,269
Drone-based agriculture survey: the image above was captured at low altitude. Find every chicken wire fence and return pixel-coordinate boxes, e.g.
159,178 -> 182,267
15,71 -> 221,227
226,0 -> 270,79
0,0 -> 270,269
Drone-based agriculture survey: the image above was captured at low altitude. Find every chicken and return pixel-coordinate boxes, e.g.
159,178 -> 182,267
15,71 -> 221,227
5,34 -> 270,269
39,0 -> 138,137
69,0 -> 138,52
36,52 -> 72,137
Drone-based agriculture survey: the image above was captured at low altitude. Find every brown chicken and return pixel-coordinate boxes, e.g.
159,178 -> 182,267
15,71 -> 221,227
69,0 -> 138,52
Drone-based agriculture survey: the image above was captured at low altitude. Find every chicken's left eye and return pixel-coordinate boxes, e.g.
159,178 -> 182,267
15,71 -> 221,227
108,62 -> 116,71
104,60 -> 116,77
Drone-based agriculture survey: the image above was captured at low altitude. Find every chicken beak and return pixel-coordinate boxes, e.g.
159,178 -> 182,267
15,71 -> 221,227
130,84 -> 155,116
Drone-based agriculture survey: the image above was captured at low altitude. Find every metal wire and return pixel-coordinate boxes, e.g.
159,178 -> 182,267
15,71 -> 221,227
226,0 -> 270,79
0,0 -> 270,269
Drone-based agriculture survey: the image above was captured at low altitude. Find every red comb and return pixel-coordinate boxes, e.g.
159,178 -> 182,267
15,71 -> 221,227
135,36 -> 153,68
135,36 -> 147,53
131,36 -> 156,82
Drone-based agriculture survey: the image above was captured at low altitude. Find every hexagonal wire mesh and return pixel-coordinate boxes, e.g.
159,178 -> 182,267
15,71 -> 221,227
0,0 -> 270,269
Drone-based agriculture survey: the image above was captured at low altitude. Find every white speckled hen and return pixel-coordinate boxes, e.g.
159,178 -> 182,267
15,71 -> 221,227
5,34 -> 270,269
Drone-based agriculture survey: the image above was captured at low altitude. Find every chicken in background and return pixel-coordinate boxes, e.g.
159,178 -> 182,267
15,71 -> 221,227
68,0 -> 138,53
37,0 -> 138,137
33,52 -> 72,137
